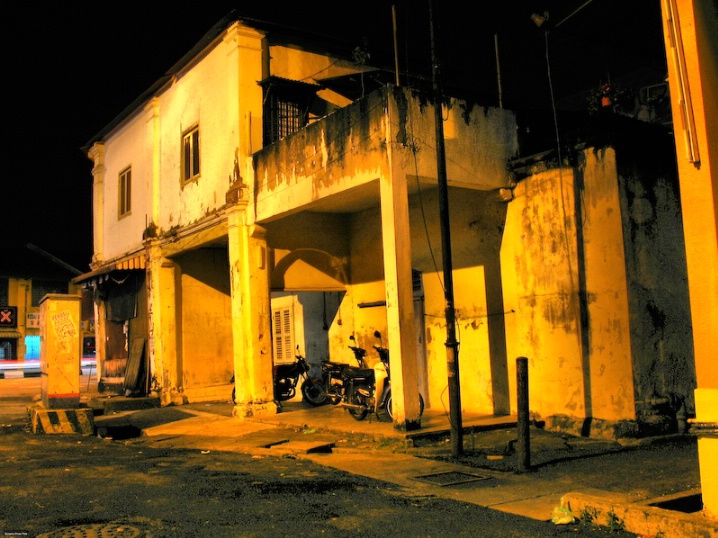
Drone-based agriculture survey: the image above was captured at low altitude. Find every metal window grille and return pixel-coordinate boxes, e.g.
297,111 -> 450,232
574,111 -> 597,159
264,94 -> 306,145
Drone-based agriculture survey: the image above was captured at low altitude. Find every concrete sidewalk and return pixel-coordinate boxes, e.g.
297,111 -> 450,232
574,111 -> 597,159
86,396 -> 717,537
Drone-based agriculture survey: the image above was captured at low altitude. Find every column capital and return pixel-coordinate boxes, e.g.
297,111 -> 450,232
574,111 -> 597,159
226,153 -> 249,207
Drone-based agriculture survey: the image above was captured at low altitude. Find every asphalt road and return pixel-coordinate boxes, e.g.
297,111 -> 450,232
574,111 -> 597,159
0,376 -> 639,538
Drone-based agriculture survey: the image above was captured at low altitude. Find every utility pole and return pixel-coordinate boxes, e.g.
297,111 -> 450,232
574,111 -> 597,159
429,0 -> 462,457
392,3 -> 401,86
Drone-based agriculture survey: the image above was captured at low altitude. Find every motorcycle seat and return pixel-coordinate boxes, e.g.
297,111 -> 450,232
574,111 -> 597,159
342,366 -> 374,379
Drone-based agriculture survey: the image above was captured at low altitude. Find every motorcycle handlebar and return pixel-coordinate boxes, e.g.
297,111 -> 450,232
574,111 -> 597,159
373,345 -> 390,364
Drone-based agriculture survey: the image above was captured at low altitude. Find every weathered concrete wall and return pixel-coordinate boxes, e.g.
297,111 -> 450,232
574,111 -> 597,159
615,141 -> 695,424
502,142 -> 693,437
264,211 -> 351,292
176,248 -> 233,400
409,188 -> 510,416
253,93 -> 387,221
579,148 -> 636,429
156,37 -> 242,233
253,86 -> 518,223
100,106 -> 155,260
321,187 -> 509,414
501,167 -> 587,424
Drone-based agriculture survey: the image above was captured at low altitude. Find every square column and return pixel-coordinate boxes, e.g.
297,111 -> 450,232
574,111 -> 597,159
661,0 -> 718,519
227,201 -> 277,418
379,141 -> 421,431
146,242 -> 181,405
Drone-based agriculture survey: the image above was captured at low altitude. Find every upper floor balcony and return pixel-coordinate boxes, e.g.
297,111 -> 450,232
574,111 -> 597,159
251,85 -> 519,223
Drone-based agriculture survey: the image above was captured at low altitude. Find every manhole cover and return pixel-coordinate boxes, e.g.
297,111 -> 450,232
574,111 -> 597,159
413,471 -> 490,486
37,523 -> 145,538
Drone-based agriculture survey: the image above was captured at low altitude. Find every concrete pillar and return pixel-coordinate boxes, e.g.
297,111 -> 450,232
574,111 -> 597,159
87,143 -> 105,264
146,242 -> 181,405
13,279 -> 29,360
227,200 -> 276,418
93,297 -> 107,385
380,104 -> 421,430
661,0 -> 718,519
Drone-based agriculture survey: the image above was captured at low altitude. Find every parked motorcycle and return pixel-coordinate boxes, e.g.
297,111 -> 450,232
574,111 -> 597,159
335,331 -> 389,421
321,335 -> 368,405
230,347 -> 327,406
276,347 -> 327,406
339,331 -> 424,421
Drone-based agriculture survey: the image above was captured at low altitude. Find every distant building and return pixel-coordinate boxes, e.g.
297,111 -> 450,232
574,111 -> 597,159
0,247 -> 90,361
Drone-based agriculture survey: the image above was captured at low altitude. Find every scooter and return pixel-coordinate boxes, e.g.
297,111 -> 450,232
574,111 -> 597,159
231,347 -> 327,406
339,331 -> 425,421
338,331 -> 392,421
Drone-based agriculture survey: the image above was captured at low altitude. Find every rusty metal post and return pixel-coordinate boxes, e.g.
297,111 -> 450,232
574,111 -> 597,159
429,0 -> 462,457
516,357 -> 530,472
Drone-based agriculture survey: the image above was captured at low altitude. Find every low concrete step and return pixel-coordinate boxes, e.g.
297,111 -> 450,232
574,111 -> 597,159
87,395 -> 161,414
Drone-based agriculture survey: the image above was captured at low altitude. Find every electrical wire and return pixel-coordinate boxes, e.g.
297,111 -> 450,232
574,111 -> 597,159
544,27 -> 588,375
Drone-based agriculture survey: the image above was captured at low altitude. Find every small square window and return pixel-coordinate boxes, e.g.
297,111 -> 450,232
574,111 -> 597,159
119,167 -> 131,218
182,126 -> 200,183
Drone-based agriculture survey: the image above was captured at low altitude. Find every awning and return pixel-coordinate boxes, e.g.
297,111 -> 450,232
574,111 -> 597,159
0,331 -> 23,339
72,253 -> 146,286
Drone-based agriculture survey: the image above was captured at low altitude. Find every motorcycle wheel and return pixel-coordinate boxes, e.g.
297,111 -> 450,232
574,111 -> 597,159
386,391 -> 425,420
347,388 -> 368,421
301,379 -> 327,406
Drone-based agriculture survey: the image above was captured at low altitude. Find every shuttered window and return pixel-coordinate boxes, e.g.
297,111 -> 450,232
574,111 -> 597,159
273,307 -> 294,364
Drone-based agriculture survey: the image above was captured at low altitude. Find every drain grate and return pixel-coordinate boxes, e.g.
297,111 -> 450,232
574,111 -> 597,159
413,471 -> 490,486
37,523 -> 144,538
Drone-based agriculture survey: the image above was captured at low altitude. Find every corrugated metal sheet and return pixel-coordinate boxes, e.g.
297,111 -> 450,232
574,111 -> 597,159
0,330 -> 23,338
115,255 -> 146,271
72,253 -> 146,286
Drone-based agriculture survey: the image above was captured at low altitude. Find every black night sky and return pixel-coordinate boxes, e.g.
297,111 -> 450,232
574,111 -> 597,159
4,1 -> 666,275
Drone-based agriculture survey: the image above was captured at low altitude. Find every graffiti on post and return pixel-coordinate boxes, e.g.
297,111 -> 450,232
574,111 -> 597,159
51,311 -> 77,342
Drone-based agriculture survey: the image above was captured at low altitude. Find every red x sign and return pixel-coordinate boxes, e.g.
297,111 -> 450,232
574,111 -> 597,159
0,307 -> 17,327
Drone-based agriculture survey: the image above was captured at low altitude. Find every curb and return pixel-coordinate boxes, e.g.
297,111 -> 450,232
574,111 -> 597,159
561,491 -> 718,537
0,371 -> 40,379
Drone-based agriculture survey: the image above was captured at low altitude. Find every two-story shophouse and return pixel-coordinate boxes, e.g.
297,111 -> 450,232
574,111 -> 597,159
74,10 -> 694,437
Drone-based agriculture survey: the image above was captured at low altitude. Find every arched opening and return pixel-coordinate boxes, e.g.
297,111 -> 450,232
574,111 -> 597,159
269,249 -> 347,398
